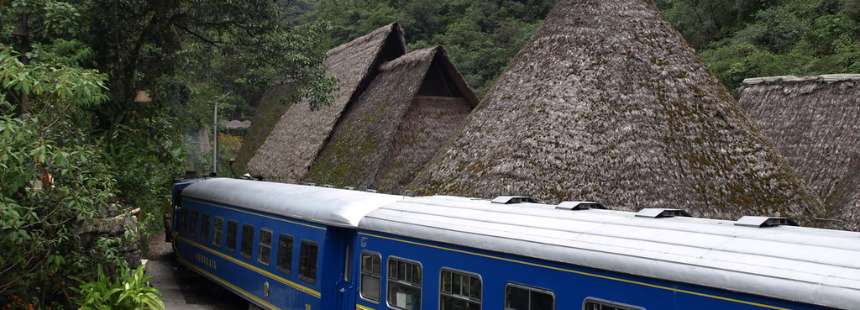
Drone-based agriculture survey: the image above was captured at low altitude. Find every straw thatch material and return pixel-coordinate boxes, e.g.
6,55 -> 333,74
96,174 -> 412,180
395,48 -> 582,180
739,74 -> 860,230
247,24 -> 407,181
233,83 -> 296,174
411,0 -> 824,223
306,47 -> 477,193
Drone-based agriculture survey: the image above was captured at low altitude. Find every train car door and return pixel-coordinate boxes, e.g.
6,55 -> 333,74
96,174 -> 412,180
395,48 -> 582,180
323,227 -> 357,310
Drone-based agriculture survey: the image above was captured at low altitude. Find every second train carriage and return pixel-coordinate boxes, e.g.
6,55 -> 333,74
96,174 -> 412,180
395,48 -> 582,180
169,178 -> 860,310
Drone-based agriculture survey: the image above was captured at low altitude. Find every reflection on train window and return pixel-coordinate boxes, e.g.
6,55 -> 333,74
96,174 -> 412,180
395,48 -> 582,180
241,224 -> 254,258
226,220 -> 237,250
213,217 -> 224,246
189,210 -> 198,235
258,229 -> 272,265
299,241 -> 319,283
360,252 -> 382,302
583,298 -> 643,310
276,234 -> 293,273
388,257 -> 422,310
200,214 -> 210,242
441,269 -> 481,310
505,284 -> 554,310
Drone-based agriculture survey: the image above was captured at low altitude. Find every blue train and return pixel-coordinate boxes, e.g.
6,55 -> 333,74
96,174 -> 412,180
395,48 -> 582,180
169,178 -> 860,310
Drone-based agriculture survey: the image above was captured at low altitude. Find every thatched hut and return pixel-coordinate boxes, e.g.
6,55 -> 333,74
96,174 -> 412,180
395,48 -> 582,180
305,47 -> 477,193
245,23 -> 407,181
232,83 -> 298,174
411,0 -> 824,223
739,74 -> 860,230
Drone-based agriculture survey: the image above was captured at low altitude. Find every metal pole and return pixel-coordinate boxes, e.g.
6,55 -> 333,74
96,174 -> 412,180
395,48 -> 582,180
213,99 -> 218,175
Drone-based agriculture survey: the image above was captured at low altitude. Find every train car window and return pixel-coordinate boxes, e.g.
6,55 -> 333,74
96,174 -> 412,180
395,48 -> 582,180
360,252 -> 382,302
299,241 -> 319,283
226,220 -> 237,250
505,284 -> 554,310
582,298 -> 643,310
241,224 -> 254,259
213,217 -> 224,246
189,210 -> 198,235
175,209 -> 185,233
440,269 -> 481,310
200,214 -> 210,242
387,257 -> 422,310
258,229 -> 272,265
276,234 -> 294,273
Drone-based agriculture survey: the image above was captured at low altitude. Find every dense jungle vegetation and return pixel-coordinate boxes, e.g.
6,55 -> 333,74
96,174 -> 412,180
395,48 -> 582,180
0,0 -> 857,308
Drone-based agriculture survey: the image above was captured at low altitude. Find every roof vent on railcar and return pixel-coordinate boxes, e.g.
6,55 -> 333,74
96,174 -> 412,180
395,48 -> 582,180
491,196 -> 538,204
734,216 -> 799,228
303,182 -> 317,186
635,208 -> 691,218
556,201 -> 606,211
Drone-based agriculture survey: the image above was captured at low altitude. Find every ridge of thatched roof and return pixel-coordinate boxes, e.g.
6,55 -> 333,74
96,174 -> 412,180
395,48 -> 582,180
305,46 -> 477,193
740,74 -> 860,231
743,74 -> 860,85
410,0 -> 825,224
246,23 -> 407,181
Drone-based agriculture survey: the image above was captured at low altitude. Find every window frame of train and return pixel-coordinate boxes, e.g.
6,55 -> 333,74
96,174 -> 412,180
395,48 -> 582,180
504,283 -> 555,310
440,268 -> 481,310
276,234 -> 294,274
189,210 -> 198,236
240,224 -> 254,259
298,240 -> 319,284
213,216 -> 224,247
226,220 -> 238,251
200,214 -> 210,242
582,298 -> 644,310
175,209 -> 186,233
258,228 -> 273,265
359,251 -> 382,303
386,256 -> 422,310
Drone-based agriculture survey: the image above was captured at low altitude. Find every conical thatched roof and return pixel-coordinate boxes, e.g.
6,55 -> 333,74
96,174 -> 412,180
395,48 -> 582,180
246,23 -> 407,181
305,47 -> 477,193
740,74 -> 860,230
411,0 -> 824,222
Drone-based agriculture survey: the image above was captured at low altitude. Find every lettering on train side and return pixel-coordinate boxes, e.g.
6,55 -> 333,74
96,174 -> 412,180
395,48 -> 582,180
195,253 -> 217,270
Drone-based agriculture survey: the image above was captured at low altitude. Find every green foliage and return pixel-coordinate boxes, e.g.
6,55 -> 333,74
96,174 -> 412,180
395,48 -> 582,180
663,0 -> 860,91
75,265 -> 164,310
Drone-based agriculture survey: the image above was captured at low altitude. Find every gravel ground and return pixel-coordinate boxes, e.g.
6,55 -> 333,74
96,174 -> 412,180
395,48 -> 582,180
145,231 -> 247,310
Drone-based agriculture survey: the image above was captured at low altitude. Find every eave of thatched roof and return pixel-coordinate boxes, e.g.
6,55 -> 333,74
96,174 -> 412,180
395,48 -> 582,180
740,74 -> 860,231
246,23 -> 407,182
410,0 -> 825,225
305,47 -> 477,193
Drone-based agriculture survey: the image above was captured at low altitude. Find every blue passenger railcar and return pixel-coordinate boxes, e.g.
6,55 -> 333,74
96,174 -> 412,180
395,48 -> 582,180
170,178 -> 860,310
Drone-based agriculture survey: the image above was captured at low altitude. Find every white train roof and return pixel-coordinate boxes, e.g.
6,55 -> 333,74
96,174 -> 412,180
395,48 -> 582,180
182,178 -> 401,227
182,178 -> 860,308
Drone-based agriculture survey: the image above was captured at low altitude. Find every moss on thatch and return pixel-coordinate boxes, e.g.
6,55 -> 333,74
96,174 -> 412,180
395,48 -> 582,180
305,47 -> 476,193
740,74 -> 860,231
410,0 -> 825,224
247,23 -> 407,182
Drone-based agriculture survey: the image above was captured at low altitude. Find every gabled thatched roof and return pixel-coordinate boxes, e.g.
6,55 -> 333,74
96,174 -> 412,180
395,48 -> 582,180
246,23 -> 407,181
232,83 -> 296,174
306,47 -> 477,193
739,74 -> 860,231
411,0 -> 824,223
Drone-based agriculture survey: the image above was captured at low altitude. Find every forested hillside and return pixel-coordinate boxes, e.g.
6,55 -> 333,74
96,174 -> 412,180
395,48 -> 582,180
303,0 -> 859,94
